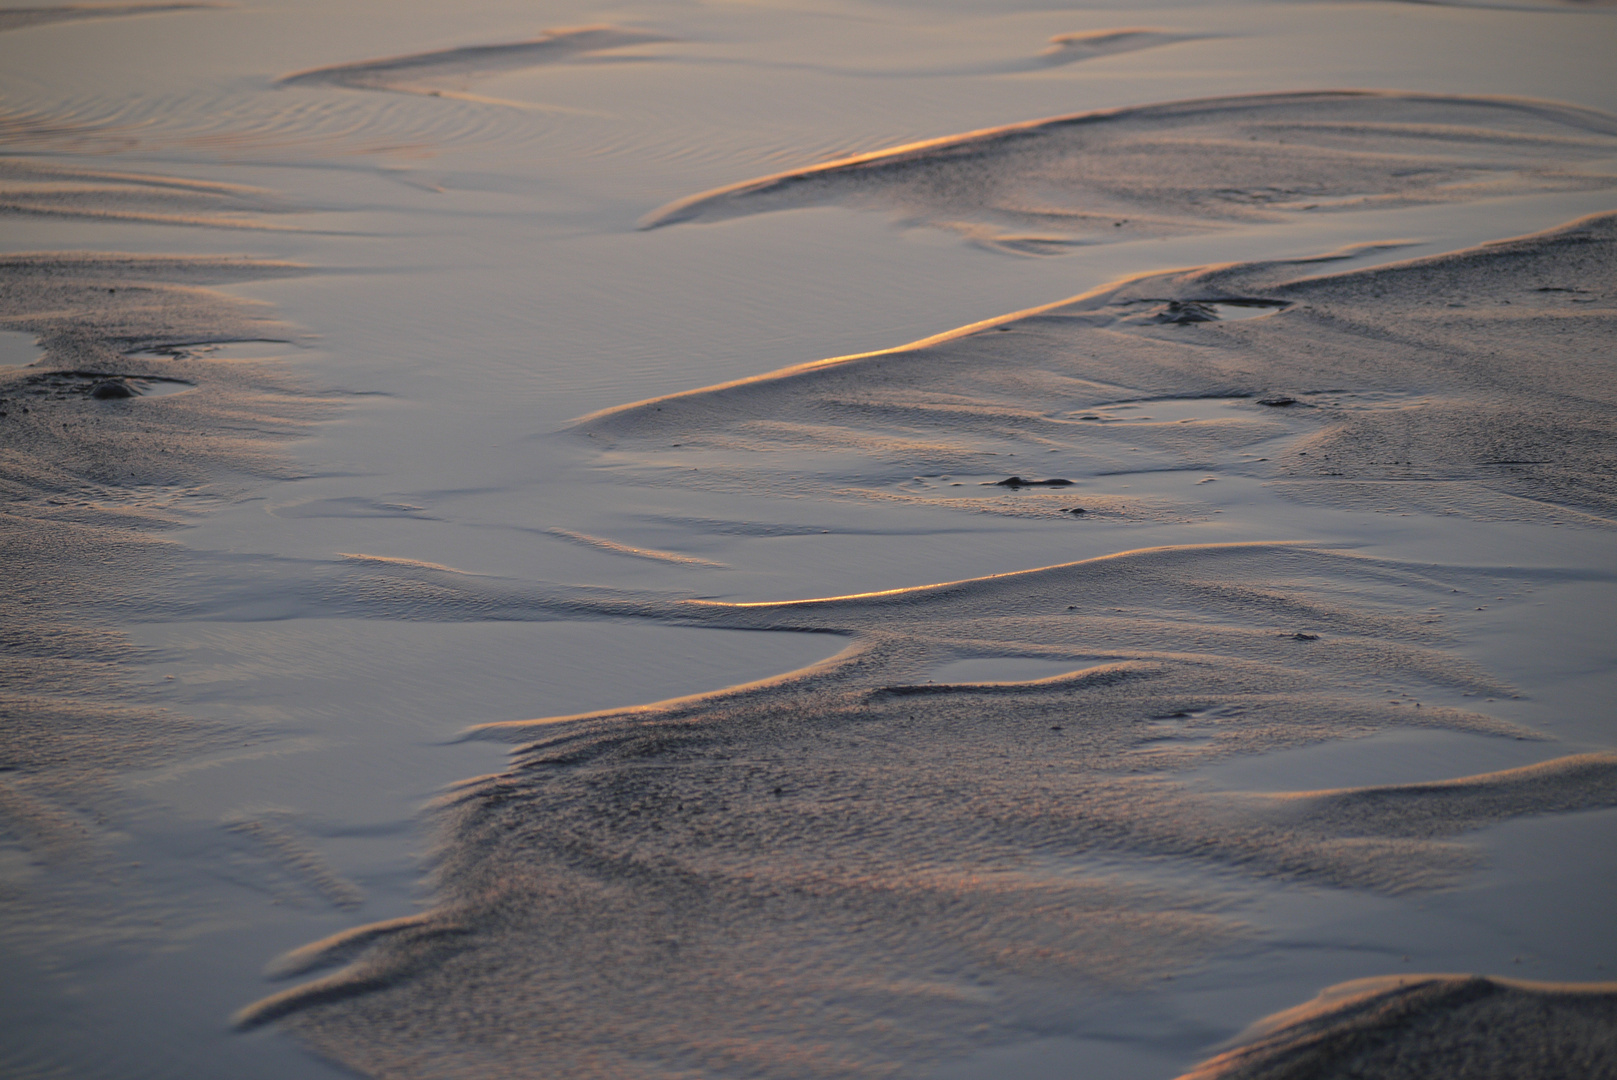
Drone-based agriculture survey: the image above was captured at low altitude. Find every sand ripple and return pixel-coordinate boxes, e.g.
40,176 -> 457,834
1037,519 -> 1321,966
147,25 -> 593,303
1175,974 -> 1617,1079
0,3 -> 220,34
0,87 -> 541,159
239,541 -> 1617,1076
642,91 -> 1617,254
581,213 -> 1617,524
277,26 -> 671,97
0,158 -> 309,230
0,251 -> 337,953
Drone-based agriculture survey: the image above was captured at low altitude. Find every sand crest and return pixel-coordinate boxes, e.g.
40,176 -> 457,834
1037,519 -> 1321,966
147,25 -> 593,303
641,92 -> 1617,254
1031,29 -> 1203,69
1174,974 -> 1617,1079
240,541 -> 1617,1077
580,212 -> 1617,524
0,3 -> 219,34
277,26 -> 672,97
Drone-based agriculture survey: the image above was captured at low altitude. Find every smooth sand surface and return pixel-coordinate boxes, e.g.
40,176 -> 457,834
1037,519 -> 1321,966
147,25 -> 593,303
1,0 -> 1614,1077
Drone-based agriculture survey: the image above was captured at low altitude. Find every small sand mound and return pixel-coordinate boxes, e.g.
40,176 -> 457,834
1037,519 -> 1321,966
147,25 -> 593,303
578,212 -> 1617,524
277,26 -> 672,96
641,92 -> 1617,253
1176,975 -> 1617,1079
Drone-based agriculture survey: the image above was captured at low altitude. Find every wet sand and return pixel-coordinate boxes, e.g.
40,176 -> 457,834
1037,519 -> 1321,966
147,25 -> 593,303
0,160 -> 303,229
1175,975 -> 1617,1079
238,217 -> 1617,1076
642,93 -> 1617,254
0,3 -> 220,34
582,213 -> 1617,525
1,0 -> 1614,1077
0,250 -> 332,949
276,26 -> 673,99
240,542 -> 1617,1075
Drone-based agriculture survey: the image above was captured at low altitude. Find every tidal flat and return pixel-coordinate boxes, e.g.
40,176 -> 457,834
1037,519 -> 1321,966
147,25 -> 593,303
0,1 -> 1613,1078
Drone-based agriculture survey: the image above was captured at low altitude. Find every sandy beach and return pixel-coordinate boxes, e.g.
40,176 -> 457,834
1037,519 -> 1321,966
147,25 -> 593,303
1,0 -> 1614,1077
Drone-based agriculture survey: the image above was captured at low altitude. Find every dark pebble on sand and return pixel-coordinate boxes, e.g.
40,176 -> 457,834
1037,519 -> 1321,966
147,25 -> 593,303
1258,396 -> 1296,407
91,380 -> 134,400
1291,632 -> 1320,641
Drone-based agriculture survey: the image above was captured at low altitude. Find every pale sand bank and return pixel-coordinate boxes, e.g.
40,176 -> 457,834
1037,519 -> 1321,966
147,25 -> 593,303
581,213 -> 1617,525
239,542 -> 1617,1076
642,92 -> 1617,254
1174,974 -> 1617,1079
277,26 -> 672,98
0,3 -> 219,35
